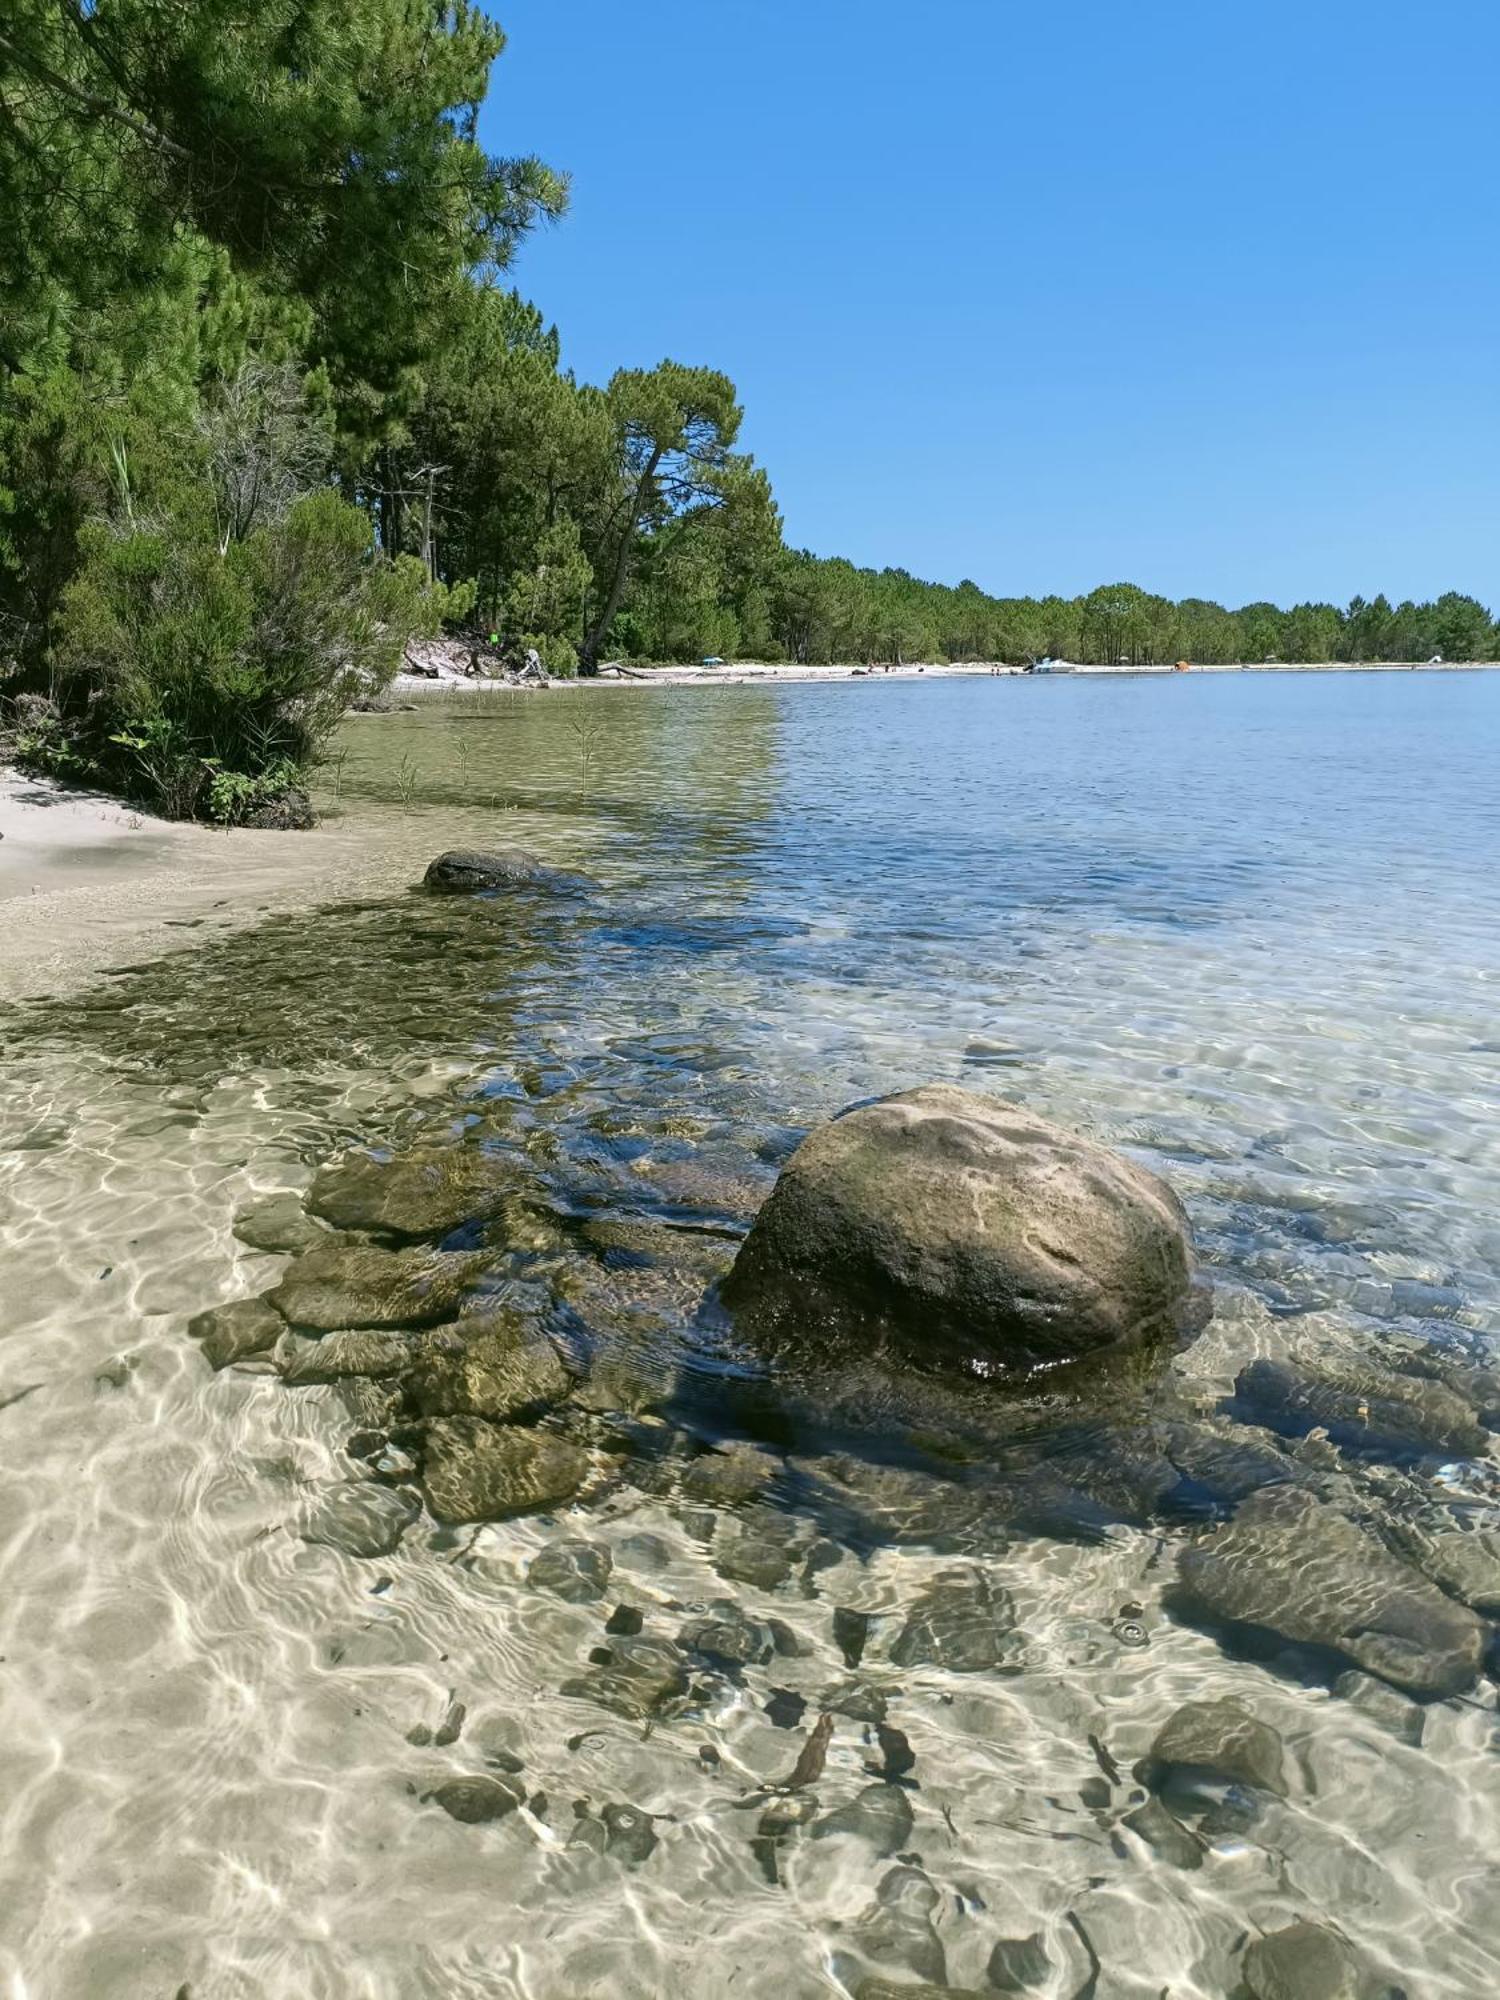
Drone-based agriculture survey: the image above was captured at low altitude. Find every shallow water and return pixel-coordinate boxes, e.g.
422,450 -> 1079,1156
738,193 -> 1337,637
1,674 -> 1497,1997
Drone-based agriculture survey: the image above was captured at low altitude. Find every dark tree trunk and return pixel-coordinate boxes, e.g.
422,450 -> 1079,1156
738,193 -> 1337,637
577,448 -> 663,675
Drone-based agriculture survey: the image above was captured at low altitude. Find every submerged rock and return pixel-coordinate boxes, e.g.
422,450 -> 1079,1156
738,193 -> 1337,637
853,1986 -> 984,2000
1406,1527 -> 1500,1615
274,1327 -> 417,1384
299,1482 -> 421,1558
987,1934 -> 1053,1993
722,1087 -> 1197,1379
404,1314 -> 571,1422
1139,1698 -> 1287,1797
559,1633 -> 689,1719
422,1418 -> 589,1523
268,1242 -> 491,1331
854,1866 -> 947,1984
888,1567 -> 1019,1672
1332,1670 -> 1425,1746
428,1774 -> 525,1824
186,1295 -> 284,1369
1175,1485 -> 1485,1696
231,1193 -> 327,1255
1242,1921 -> 1365,2000
714,1531 -> 795,1591
811,1782 -> 914,1857
527,1539 -> 613,1603
680,1443 -> 781,1505
1121,1796 -> 1205,1869
422,848 -> 594,895
794,1453 -> 990,1548
601,1802 -> 659,1864
1233,1356 -> 1487,1460
306,1146 -> 536,1241
676,1602 -> 777,1670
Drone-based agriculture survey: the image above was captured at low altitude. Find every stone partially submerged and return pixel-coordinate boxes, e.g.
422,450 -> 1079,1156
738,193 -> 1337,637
722,1086 -> 1198,1380
422,848 -> 594,896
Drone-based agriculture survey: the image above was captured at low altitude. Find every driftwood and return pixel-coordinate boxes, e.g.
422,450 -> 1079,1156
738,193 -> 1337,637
401,637 -> 553,689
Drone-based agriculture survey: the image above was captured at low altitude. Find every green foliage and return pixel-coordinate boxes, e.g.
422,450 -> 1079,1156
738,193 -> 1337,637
53,489 -> 430,818
2,0 -> 1492,832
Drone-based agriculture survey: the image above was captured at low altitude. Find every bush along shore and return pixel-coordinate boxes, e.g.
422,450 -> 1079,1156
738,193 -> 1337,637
6,6 -> 1500,822
175,859 -> 1497,1989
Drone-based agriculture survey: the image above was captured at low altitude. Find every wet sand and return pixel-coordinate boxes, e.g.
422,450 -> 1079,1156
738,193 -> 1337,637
0,762 -> 577,1004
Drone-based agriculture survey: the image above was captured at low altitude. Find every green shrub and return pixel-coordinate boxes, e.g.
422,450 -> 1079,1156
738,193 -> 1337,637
51,489 -> 432,819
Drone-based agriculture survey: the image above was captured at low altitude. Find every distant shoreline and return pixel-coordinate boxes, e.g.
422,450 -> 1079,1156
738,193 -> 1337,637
392,657 -> 1500,696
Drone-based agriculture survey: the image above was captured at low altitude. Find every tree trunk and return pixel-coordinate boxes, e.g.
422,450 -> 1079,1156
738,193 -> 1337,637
577,448 -> 663,675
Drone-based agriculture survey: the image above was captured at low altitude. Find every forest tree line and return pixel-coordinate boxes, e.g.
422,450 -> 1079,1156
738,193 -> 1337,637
1,3 -> 1493,820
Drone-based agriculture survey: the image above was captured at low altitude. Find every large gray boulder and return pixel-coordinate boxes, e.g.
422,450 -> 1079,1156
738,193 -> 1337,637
722,1087 -> 1196,1378
1176,1485 -> 1486,1697
422,848 -> 594,895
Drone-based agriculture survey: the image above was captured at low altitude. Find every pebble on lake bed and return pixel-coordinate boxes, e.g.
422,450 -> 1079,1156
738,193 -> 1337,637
427,1774 -> 525,1824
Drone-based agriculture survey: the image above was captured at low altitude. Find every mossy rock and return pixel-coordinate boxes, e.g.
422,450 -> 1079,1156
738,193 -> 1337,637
267,1241 -> 492,1331
422,1418 -> 589,1523
404,1311 -> 572,1422
306,1147 -> 538,1242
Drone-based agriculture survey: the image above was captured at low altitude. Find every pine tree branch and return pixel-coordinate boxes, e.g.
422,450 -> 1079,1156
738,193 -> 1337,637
0,26 -> 188,158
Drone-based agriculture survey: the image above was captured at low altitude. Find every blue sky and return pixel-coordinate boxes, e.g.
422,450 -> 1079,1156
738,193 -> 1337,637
481,0 -> 1499,607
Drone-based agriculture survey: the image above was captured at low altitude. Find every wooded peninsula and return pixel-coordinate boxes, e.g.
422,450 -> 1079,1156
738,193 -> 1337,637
2,3 -> 1494,821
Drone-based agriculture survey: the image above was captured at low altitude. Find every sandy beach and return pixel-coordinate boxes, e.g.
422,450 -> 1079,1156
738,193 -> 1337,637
0,764 -> 531,1004
391,655 -> 1500,697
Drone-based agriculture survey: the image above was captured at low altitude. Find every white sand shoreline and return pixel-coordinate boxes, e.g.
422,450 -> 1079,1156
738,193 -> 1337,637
391,656 -> 1500,696
0,765 -> 565,1006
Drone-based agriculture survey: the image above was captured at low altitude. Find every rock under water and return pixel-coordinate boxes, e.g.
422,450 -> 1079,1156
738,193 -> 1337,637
1174,1484 -> 1486,1696
306,1146 -> 538,1241
267,1241 -> 492,1331
421,1418 -> 589,1523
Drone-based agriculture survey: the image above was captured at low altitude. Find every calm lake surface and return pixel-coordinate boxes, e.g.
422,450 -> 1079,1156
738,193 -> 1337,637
1,673 -> 1497,1997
